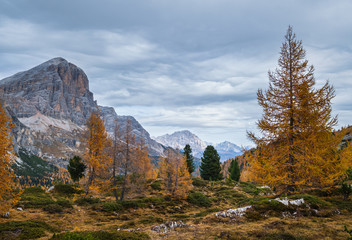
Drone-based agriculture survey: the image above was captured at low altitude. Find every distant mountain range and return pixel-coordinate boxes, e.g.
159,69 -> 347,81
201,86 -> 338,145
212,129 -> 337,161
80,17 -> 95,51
154,130 -> 244,162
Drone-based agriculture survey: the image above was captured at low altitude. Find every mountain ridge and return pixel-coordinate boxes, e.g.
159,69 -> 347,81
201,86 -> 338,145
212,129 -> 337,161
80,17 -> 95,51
0,57 -> 165,166
154,130 -> 243,161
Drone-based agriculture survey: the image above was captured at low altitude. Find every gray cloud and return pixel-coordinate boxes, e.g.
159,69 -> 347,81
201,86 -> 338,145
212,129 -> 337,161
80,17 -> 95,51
0,0 -> 351,145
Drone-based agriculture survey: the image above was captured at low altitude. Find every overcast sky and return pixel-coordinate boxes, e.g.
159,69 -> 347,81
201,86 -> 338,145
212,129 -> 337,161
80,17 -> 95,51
0,0 -> 351,146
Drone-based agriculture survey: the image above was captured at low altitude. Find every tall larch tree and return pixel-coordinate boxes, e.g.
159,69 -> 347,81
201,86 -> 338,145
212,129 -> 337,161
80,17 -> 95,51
83,110 -> 111,195
130,140 -> 155,193
0,102 -> 19,214
119,119 -> 137,201
200,145 -> 223,181
183,144 -> 195,175
247,26 -> 346,192
159,149 -> 192,198
110,119 -> 122,201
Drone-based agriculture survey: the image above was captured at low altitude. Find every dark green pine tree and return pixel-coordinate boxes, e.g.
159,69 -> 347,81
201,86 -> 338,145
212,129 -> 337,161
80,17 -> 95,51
183,144 -> 195,175
200,145 -> 223,180
67,156 -> 86,182
229,158 -> 240,182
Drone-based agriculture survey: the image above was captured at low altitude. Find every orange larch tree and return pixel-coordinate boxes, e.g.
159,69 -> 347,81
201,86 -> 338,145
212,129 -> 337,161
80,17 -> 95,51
83,110 -> 111,195
130,140 -> 155,193
118,119 -> 136,201
247,26 -> 347,192
0,102 -> 19,214
159,149 -> 192,198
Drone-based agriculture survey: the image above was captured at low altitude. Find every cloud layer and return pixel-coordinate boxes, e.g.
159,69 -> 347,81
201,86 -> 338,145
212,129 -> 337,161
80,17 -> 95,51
0,0 -> 352,145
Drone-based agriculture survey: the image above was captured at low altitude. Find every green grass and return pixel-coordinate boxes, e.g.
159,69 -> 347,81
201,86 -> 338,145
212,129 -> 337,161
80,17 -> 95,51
50,231 -> 150,240
138,216 -> 164,225
171,214 -> 190,220
0,220 -> 57,240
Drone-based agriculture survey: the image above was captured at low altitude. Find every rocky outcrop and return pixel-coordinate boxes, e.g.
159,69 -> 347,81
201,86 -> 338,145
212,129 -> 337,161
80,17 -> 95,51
0,57 -> 165,166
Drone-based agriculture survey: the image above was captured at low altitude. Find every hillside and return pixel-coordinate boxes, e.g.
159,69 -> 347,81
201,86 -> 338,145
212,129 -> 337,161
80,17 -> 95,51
1,180 -> 352,239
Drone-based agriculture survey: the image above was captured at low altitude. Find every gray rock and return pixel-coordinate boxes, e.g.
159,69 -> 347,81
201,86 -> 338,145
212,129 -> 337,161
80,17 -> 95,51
2,212 -> 9,218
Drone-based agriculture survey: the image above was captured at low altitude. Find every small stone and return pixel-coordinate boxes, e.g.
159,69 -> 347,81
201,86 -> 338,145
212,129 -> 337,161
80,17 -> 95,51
2,212 -> 9,218
17,207 -> 23,211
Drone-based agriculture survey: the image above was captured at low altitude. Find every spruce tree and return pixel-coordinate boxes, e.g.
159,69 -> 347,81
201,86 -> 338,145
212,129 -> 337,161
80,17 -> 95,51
229,158 -> 240,182
183,144 -> 195,175
67,156 -> 86,182
200,145 -> 222,181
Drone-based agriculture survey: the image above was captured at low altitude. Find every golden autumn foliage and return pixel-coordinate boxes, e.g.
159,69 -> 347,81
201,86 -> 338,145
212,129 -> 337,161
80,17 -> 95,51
83,110 -> 112,195
159,149 -> 192,198
0,102 -> 20,214
247,27 -> 350,192
111,119 -> 156,200
131,141 -> 156,192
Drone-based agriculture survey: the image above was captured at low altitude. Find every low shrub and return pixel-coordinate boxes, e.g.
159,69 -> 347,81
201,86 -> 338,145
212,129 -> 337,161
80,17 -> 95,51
0,220 -> 57,239
187,192 -> 212,207
344,225 -> 352,240
288,194 -> 330,209
192,178 -> 208,187
43,204 -> 64,214
57,199 -> 73,208
150,181 -> 162,191
50,231 -> 150,240
75,197 -> 101,206
239,182 -> 261,196
171,214 -> 189,220
142,197 -> 165,204
195,208 -> 220,217
53,184 -> 83,196
19,187 -> 55,208
102,202 -> 123,212
119,221 -> 136,229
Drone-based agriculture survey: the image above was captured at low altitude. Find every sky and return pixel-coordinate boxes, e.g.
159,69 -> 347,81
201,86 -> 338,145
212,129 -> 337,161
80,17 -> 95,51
0,0 -> 352,146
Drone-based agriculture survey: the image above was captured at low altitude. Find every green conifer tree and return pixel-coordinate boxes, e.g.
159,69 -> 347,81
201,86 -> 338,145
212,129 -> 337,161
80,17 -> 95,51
229,158 -> 240,181
200,145 -> 222,180
183,144 -> 195,175
67,156 -> 86,182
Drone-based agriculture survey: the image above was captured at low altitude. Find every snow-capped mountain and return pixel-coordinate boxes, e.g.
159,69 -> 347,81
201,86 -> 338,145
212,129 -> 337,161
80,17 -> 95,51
154,130 -> 243,161
154,130 -> 207,158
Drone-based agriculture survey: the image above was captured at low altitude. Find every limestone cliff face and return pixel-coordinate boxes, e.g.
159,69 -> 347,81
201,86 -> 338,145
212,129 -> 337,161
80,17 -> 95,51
0,57 -> 96,125
0,57 -> 164,166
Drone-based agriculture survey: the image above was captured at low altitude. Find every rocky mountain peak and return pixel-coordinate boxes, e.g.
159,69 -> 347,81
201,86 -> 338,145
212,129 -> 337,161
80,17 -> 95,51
0,58 -> 166,165
0,57 -> 96,125
155,130 -> 244,161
